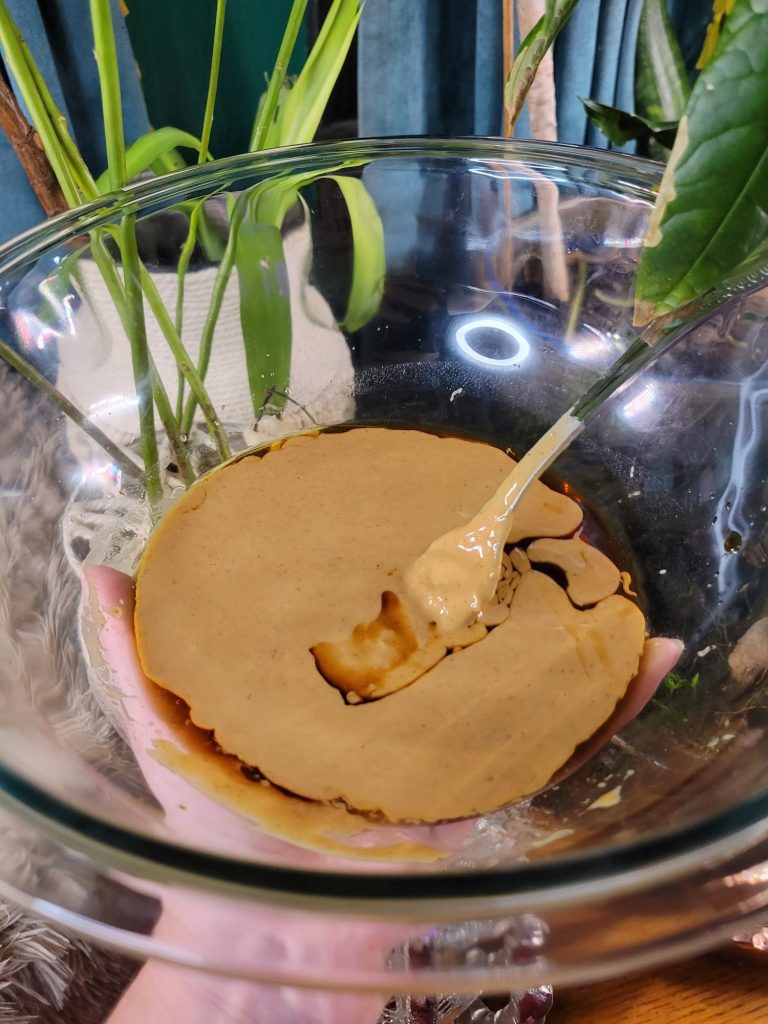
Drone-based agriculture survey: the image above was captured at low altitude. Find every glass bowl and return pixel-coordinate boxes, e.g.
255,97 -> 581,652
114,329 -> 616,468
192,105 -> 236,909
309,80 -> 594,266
1,138 -> 768,1006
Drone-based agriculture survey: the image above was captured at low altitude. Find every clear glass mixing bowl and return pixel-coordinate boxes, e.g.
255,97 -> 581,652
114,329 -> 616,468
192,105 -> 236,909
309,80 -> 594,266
1,138 -> 768,1005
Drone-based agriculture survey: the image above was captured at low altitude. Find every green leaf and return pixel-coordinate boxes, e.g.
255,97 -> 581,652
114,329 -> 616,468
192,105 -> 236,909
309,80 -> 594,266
149,148 -> 188,177
504,0 -> 580,130
635,0 -> 691,126
635,0 -> 768,323
95,127 -> 207,192
250,0 -> 308,150
581,99 -> 678,149
227,162 -> 384,423
232,177 -> 305,419
265,0 -> 362,148
235,217 -> 294,419
325,175 -> 385,331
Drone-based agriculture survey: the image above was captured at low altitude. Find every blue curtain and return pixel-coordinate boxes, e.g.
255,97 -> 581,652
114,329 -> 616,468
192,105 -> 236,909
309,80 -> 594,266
0,0 -> 150,243
358,0 -> 712,145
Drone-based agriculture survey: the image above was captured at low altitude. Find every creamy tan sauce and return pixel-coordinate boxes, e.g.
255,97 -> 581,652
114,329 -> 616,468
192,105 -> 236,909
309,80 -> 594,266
135,427 -> 644,823
403,413 -> 583,634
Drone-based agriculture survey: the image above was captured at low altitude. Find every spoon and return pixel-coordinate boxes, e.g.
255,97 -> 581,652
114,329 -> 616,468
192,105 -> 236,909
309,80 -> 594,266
312,253 -> 768,693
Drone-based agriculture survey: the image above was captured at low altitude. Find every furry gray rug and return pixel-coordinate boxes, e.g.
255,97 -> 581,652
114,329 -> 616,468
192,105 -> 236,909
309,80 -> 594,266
0,362 -> 137,1023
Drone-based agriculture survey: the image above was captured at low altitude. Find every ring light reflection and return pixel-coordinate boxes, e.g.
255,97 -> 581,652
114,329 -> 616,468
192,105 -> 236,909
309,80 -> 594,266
454,316 -> 531,367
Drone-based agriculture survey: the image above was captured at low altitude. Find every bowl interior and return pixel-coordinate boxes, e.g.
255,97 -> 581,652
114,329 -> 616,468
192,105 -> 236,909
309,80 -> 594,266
1,140 -> 768,897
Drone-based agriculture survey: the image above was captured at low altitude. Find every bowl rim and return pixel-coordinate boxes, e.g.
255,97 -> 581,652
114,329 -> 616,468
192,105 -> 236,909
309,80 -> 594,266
5,135 -> 760,914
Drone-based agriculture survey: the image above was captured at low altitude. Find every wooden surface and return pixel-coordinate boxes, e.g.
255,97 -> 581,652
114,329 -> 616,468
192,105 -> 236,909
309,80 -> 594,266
553,953 -> 768,1022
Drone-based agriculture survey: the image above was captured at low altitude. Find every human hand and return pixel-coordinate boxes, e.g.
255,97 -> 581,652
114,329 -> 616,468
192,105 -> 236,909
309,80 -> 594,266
82,566 -> 681,1023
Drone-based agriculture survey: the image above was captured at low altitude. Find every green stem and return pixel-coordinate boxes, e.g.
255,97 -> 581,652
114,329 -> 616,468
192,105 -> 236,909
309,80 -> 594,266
17,36 -> 99,200
593,288 -> 635,309
180,204 -> 243,436
174,200 -> 202,341
249,0 -> 309,150
0,3 -> 81,204
89,0 -> 127,191
118,220 -> 162,503
199,0 -> 227,163
90,0 -> 164,504
0,336 -> 143,480
139,265 -> 231,460
148,357 -> 196,486
564,259 -> 587,341
174,0 -> 227,416
92,231 -> 162,505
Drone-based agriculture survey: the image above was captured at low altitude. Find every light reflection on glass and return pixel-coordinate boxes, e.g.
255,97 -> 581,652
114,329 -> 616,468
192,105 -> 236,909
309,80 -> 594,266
454,315 -> 531,368
14,310 -> 58,353
76,458 -> 122,490
87,393 -> 139,425
567,326 -> 621,366
621,381 -> 658,423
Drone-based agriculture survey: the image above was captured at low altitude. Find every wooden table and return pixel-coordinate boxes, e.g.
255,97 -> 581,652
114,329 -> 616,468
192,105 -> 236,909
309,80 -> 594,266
553,952 -> 768,1022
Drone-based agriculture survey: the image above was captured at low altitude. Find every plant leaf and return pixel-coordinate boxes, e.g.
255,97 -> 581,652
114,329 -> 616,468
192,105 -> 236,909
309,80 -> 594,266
265,0 -> 362,148
325,175 -> 385,331
635,0 -> 690,126
580,99 -> 678,149
95,127 -> 207,192
231,162 -> 385,420
234,177 -> 308,418
250,0 -> 308,150
235,215 -> 294,418
504,0 -> 580,130
635,0 -> 768,324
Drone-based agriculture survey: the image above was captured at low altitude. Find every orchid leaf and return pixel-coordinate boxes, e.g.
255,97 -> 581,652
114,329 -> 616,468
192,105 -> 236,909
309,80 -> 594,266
635,0 -> 768,324
581,99 -> 678,150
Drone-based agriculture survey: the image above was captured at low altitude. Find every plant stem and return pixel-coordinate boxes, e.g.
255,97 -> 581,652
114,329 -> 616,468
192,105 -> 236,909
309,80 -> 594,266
180,203 -> 243,437
148,357 -> 196,486
89,0 -> 127,191
249,0 -> 308,150
118,220 -> 162,503
90,0 -> 164,505
199,0 -> 227,164
0,3 -> 81,205
173,199 -> 201,410
174,0 -> 228,415
139,265 -> 231,460
92,231 -> 162,505
19,35 -> 100,200
0,336 -> 143,479
0,74 -> 66,215
564,258 -> 587,340
0,1 -> 161,498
